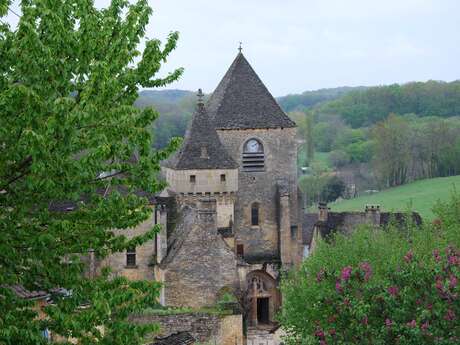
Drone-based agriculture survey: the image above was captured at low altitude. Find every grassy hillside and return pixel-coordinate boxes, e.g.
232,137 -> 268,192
331,175 -> 460,220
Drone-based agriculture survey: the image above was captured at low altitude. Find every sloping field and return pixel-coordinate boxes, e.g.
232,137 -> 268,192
331,175 -> 460,220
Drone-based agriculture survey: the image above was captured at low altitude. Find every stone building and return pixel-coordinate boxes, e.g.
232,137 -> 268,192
89,50 -> 422,344
158,50 -> 303,328
303,203 -> 422,254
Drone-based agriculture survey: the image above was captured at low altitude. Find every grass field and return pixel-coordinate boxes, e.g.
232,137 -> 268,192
331,175 -> 460,220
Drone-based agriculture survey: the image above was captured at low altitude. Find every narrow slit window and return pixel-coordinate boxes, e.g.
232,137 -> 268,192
126,247 -> 136,267
251,203 -> 259,226
236,244 -> 244,257
190,175 -> 196,183
220,174 -> 226,182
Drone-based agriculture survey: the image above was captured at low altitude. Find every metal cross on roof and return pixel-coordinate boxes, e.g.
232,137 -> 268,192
238,41 -> 242,52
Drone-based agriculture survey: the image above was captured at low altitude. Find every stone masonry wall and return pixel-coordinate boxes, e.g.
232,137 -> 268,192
217,127 -> 299,262
164,167 -> 238,194
131,312 -> 243,345
97,208 -> 162,281
162,201 -> 240,308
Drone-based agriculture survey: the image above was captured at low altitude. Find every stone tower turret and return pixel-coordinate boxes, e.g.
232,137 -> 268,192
207,52 -> 300,265
163,89 -> 239,229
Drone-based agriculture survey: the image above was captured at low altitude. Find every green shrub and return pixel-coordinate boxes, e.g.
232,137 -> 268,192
280,192 -> 460,344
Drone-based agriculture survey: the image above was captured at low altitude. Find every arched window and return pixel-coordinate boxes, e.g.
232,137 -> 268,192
242,139 -> 264,171
251,203 -> 259,226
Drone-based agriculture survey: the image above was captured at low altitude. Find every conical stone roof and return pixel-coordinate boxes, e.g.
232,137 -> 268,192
164,90 -> 238,170
207,52 -> 296,130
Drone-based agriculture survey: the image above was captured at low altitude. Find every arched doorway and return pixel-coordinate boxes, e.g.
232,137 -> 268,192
246,270 -> 280,327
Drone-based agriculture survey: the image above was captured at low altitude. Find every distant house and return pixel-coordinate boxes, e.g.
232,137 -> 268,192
302,202 -> 422,255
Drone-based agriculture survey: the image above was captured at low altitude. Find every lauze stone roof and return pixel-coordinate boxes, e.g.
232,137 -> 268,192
207,52 -> 296,130
163,93 -> 238,170
151,332 -> 195,345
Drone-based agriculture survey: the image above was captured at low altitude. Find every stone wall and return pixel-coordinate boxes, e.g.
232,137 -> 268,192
97,208 -> 164,281
175,193 -> 237,230
217,127 -> 299,262
131,312 -> 243,345
163,167 -> 238,194
162,200 -> 240,308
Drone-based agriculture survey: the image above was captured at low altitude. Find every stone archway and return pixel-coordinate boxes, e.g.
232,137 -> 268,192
246,270 -> 280,327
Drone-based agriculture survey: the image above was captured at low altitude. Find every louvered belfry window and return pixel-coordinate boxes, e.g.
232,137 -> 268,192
242,139 -> 264,171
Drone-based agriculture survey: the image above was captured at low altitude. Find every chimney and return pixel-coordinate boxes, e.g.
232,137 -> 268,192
198,197 -> 217,224
365,204 -> 381,225
318,202 -> 329,222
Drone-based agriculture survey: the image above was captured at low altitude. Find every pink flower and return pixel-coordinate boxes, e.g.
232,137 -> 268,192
433,249 -> 441,262
315,329 -> 325,339
328,329 -> 336,336
449,275 -> 458,289
407,320 -> 416,328
387,286 -> 399,296
340,266 -> 353,281
435,278 -> 444,292
319,341 -> 327,345
362,316 -> 368,325
421,322 -> 429,331
448,255 -> 458,266
359,262 -> 372,281
335,281 -> 343,293
444,309 -> 456,321
404,250 -> 413,263
385,319 -> 393,328
343,298 -> 350,306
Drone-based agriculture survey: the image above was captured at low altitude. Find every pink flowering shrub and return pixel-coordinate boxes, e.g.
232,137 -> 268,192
280,193 -> 460,345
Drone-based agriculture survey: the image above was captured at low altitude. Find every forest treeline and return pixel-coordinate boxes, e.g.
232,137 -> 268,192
320,80 -> 460,127
277,86 -> 366,112
136,80 -> 460,192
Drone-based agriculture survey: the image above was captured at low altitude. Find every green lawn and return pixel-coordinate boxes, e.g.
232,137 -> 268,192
331,175 -> 460,220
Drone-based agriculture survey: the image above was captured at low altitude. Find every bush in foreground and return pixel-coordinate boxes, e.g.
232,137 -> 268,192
280,193 -> 460,344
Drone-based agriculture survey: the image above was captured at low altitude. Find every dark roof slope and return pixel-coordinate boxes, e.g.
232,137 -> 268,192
151,332 -> 195,345
163,92 -> 238,170
207,52 -> 296,130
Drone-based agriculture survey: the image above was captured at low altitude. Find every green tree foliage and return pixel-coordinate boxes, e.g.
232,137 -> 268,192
372,114 -> 411,187
305,112 -> 315,162
298,172 -> 346,207
320,175 -> 346,202
0,0 -> 182,343
322,81 -> 460,128
280,192 -> 460,344
278,86 -> 366,112
135,90 -> 195,149
328,150 -> 351,168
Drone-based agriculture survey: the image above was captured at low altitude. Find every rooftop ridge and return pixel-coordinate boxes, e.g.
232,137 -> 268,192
163,89 -> 238,170
207,52 -> 296,130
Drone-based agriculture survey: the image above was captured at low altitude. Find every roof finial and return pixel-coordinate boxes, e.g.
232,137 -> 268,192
238,41 -> 242,53
197,88 -> 204,105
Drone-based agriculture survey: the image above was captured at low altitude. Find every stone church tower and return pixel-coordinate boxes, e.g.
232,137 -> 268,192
159,50 -> 302,327
207,51 -> 301,266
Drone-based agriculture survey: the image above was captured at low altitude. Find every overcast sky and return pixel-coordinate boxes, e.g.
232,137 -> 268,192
4,0 -> 460,96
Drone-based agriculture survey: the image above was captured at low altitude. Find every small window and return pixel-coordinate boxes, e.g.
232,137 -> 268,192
236,244 -> 244,257
126,247 -> 136,267
251,203 -> 259,226
220,174 -> 226,182
190,175 -> 196,183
